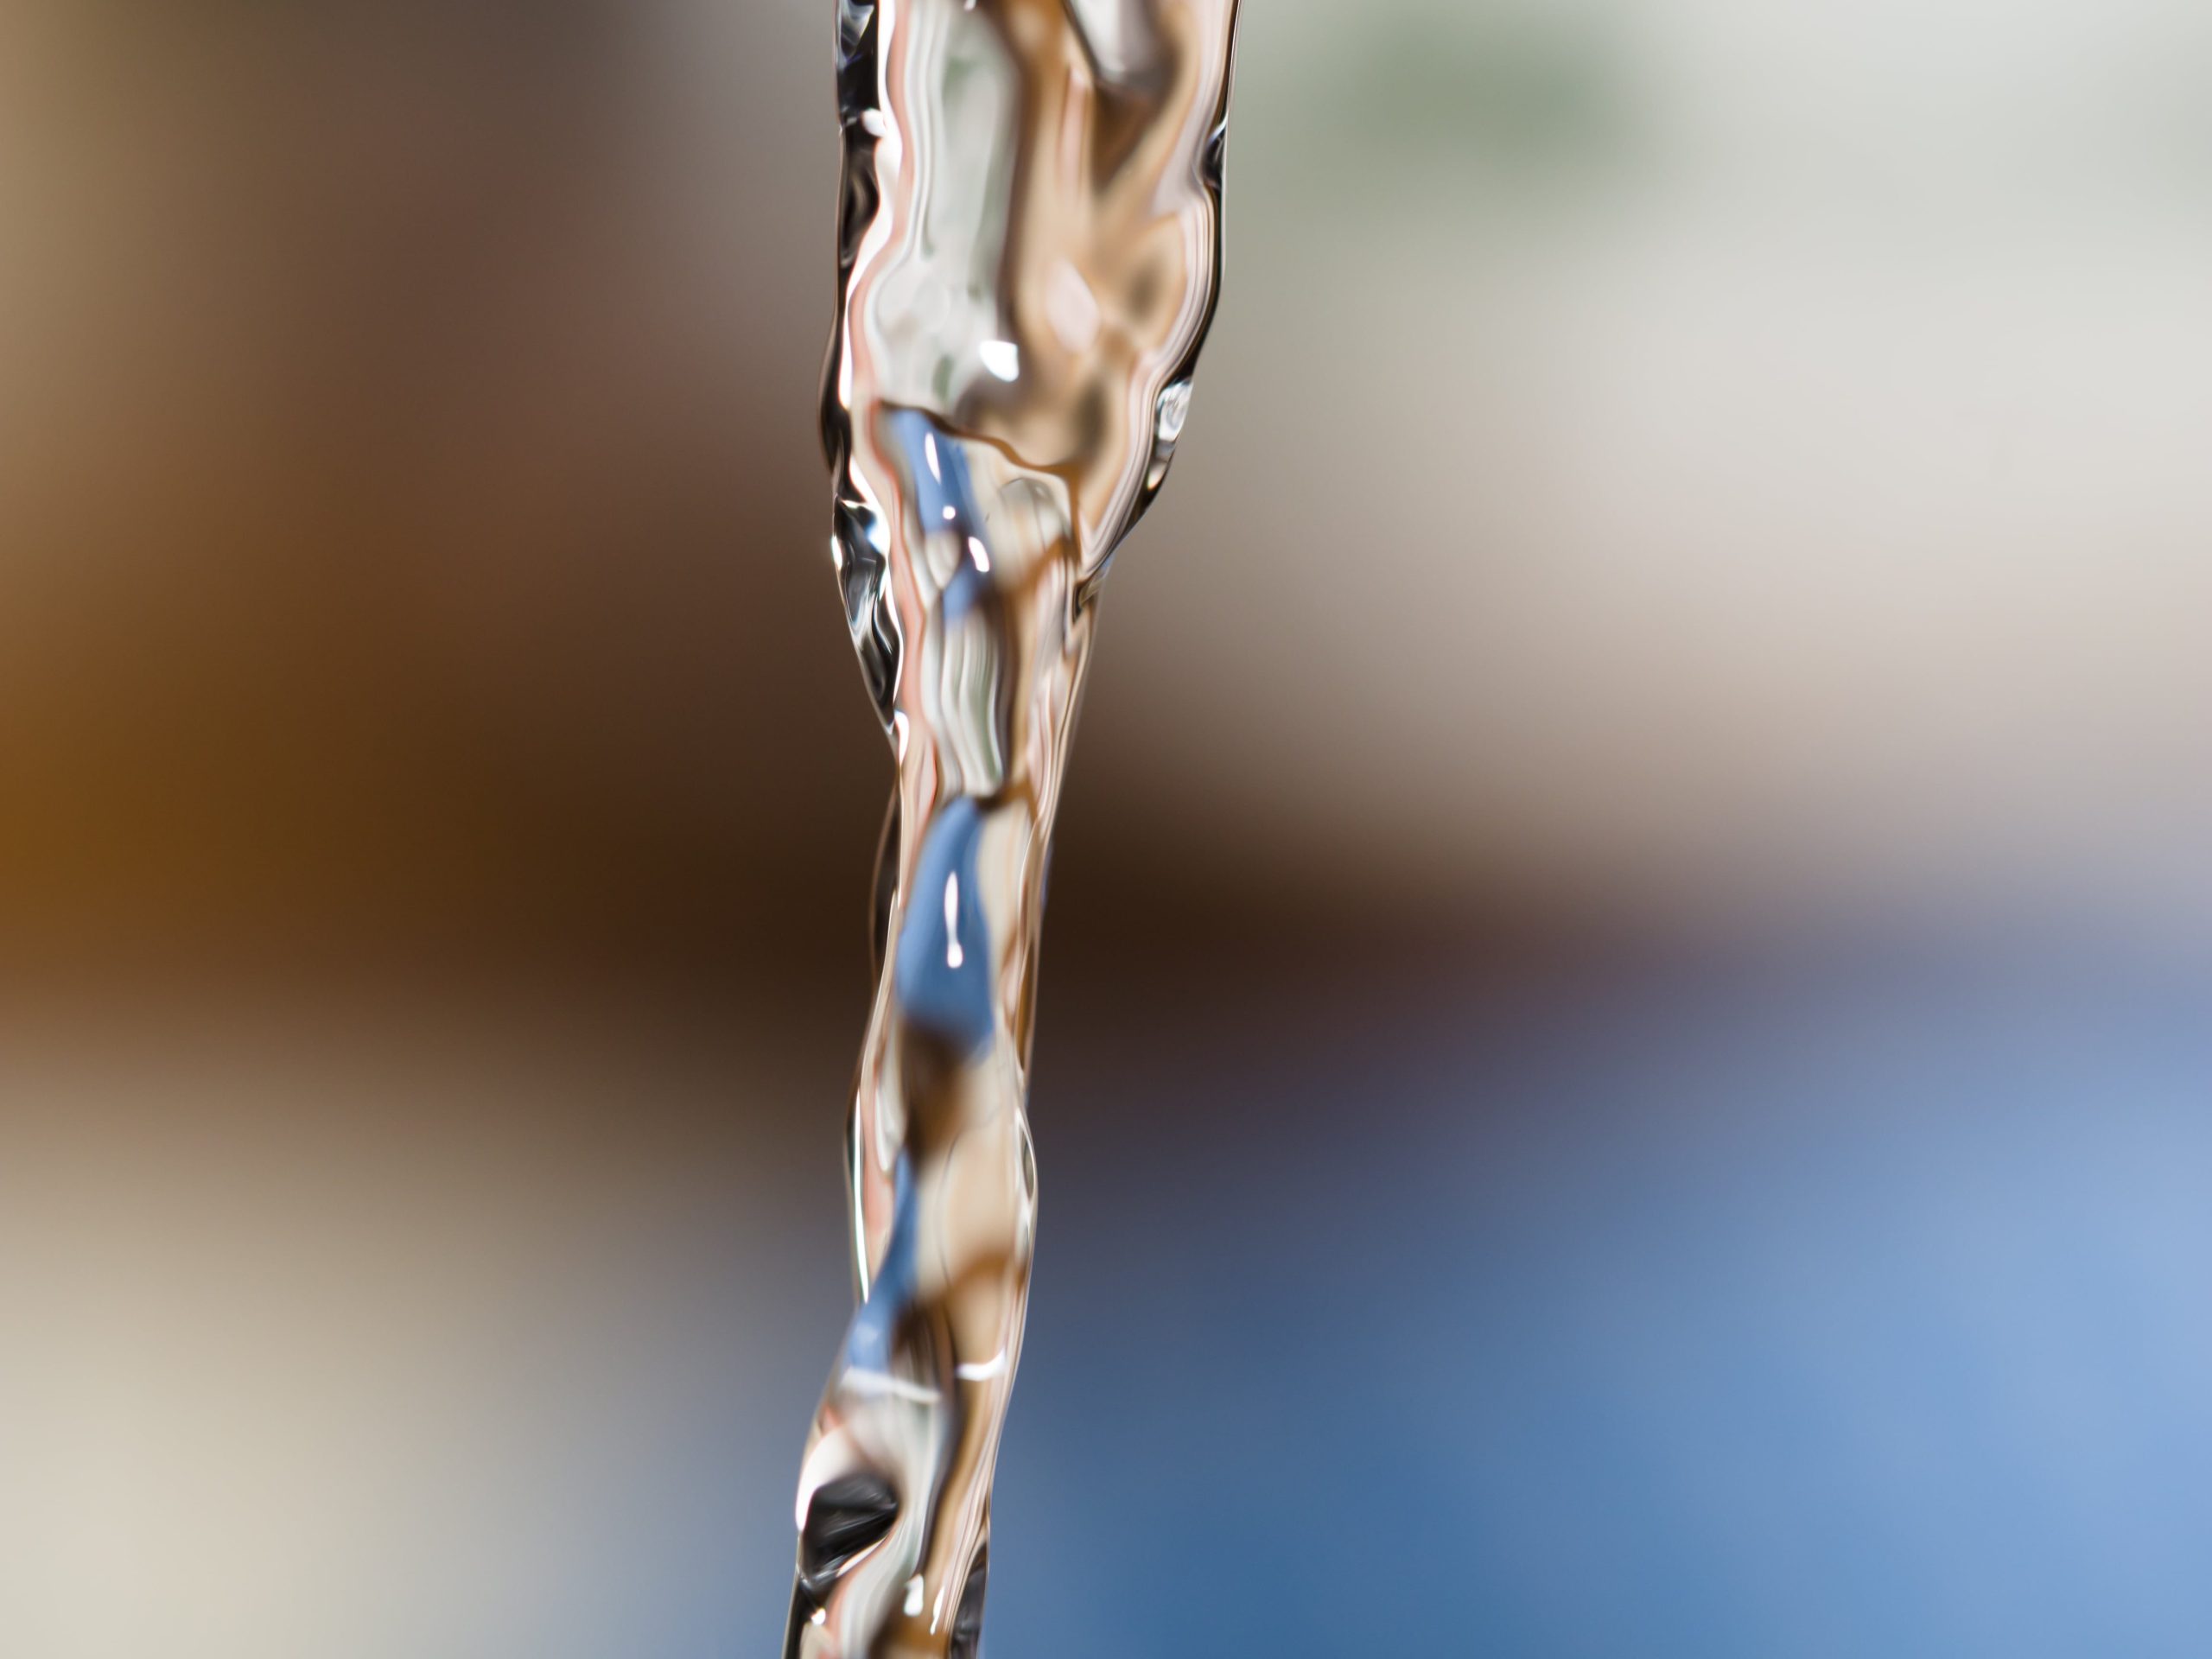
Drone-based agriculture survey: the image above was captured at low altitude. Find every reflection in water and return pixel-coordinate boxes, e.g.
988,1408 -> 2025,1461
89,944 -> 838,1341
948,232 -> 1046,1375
786,2 -> 1241,1654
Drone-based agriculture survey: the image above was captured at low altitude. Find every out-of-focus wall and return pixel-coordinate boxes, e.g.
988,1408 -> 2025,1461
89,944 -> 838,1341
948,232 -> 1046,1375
1141,0 -> 2212,929
5,0 -> 2207,958
0,1 -> 862,963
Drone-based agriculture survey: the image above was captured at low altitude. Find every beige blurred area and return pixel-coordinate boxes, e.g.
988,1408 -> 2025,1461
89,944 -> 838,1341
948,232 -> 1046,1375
1176,0 -> 2212,931
3,1 -> 2210,958
4,3 -> 2212,1655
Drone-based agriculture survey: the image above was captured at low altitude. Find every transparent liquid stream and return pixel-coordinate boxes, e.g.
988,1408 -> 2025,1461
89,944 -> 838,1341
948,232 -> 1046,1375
785,3 -> 1241,1655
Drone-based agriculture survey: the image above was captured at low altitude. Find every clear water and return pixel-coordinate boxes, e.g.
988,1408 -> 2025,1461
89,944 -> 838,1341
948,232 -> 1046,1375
786,3 -> 1240,1654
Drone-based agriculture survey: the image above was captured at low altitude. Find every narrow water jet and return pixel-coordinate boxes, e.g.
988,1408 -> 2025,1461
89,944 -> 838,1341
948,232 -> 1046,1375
785,3 -> 1242,1654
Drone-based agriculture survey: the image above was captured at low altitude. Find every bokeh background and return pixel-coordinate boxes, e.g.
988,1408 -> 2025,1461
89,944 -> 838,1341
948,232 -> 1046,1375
6,1 -> 2212,1654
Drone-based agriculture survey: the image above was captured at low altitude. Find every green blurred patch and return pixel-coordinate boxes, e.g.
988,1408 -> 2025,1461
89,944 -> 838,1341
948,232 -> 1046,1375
1278,3 -> 1639,193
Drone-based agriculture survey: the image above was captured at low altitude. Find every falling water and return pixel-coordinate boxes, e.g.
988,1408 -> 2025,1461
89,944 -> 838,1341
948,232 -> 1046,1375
785,2 -> 1241,1654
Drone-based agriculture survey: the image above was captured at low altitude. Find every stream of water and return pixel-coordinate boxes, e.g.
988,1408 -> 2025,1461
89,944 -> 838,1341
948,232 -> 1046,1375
785,3 -> 1241,1654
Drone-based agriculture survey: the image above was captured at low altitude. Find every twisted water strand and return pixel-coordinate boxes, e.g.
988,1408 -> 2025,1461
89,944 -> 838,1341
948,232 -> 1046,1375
785,3 -> 1239,1654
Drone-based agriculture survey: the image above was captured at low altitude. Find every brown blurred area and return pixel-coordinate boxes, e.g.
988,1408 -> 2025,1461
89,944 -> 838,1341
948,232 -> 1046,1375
1,2 -> 892,976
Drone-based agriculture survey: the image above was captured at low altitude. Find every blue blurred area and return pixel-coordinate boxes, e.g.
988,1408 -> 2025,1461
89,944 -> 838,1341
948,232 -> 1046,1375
15,930 -> 2210,1657
964,937 -> 2212,1657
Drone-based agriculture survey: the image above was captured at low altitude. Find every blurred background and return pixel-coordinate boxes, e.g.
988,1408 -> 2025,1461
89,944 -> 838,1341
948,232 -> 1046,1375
5,0 -> 2211,1653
